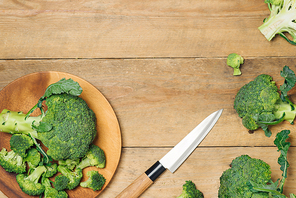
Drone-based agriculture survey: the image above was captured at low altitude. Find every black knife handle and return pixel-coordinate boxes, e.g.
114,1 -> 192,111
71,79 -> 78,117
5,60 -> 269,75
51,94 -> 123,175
145,161 -> 166,181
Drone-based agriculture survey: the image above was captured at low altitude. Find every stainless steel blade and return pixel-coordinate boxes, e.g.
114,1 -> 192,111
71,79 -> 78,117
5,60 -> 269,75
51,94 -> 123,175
159,109 -> 223,173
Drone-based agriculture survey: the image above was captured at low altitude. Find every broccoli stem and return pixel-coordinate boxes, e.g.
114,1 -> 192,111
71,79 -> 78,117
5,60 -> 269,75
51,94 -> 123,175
26,165 -> 47,183
274,102 -> 296,124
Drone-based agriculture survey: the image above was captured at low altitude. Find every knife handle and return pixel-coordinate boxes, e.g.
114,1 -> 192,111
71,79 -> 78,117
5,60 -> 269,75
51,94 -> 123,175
116,161 -> 166,198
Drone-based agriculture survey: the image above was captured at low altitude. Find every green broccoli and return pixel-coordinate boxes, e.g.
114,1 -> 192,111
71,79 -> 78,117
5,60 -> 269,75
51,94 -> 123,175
24,148 -> 41,168
76,144 -> 106,170
234,66 -> 296,137
58,158 -> 80,170
227,53 -> 244,76
0,148 -> 26,173
57,165 -> 83,190
16,165 -> 47,196
258,0 -> 296,45
10,134 -> 33,157
80,170 -> 106,191
219,130 -> 295,198
42,176 -> 68,198
177,180 -> 204,198
53,174 -> 70,191
0,78 -> 97,162
44,163 -> 58,178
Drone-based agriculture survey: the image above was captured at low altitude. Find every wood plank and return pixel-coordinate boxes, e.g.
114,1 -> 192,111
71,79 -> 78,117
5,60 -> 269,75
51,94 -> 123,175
0,0 -> 295,59
0,57 -> 296,148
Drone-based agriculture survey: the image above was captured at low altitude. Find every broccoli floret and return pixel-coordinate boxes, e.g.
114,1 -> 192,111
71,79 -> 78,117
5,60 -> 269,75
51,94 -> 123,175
53,174 -> 69,191
76,144 -> 106,170
57,165 -> 83,190
258,0 -> 296,45
24,148 -> 41,168
227,53 -> 244,76
42,176 -> 68,198
16,165 -> 47,196
58,158 -> 80,170
0,148 -> 26,173
44,163 -> 58,178
177,180 -> 204,198
10,134 -> 34,157
80,170 -> 106,191
218,155 -> 271,197
234,66 -> 296,137
0,78 -> 97,162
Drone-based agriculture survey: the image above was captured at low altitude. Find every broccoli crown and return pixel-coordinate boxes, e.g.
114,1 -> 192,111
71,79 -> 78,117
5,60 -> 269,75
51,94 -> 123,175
0,148 -> 26,173
53,174 -> 70,191
80,170 -> 106,191
227,53 -> 244,76
37,93 -> 97,161
58,158 -> 80,170
57,165 -> 83,190
259,0 -> 296,45
44,163 -> 58,178
218,155 -> 271,198
16,165 -> 47,196
42,176 -> 69,198
177,180 -> 204,198
76,144 -> 106,170
24,148 -> 41,168
10,134 -> 34,157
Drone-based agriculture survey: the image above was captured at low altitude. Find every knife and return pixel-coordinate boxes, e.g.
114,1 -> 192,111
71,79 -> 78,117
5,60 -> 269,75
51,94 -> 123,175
116,109 -> 223,198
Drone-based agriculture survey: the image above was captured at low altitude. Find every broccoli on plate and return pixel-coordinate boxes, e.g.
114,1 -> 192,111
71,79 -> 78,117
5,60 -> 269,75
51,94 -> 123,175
80,170 -> 106,191
24,148 -> 41,169
42,176 -> 68,198
227,53 -> 244,76
57,165 -> 83,190
0,148 -> 26,173
258,0 -> 296,45
76,144 -> 106,170
53,174 -> 69,191
10,134 -> 33,158
177,180 -> 204,198
234,66 -> 296,137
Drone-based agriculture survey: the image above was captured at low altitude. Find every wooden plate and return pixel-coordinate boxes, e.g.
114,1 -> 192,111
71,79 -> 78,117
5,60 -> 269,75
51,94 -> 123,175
0,71 -> 122,198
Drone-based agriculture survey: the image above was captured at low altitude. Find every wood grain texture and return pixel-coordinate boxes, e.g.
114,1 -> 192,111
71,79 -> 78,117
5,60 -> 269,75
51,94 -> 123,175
0,0 -> 295,58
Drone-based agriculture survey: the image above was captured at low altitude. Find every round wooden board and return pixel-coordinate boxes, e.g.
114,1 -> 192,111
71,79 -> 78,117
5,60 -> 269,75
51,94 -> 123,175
0,71 -> 122,198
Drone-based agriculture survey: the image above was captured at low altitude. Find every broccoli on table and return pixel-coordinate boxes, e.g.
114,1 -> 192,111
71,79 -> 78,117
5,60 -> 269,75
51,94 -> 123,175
0,148 -> 26,173
227,53 -> 244,76
24,148 -> 41,168
16,165 -> 47,196
53,174 -> 69,191
258,0 -> 296,45
234,66 -> 296,137
177,180 -> 204,198
10,134 -> 33,157
80,170 -> 106,191
57,165 -> 83,190
76,144 -> 106,170
42,176 -> 68,198
0,78 -> 97,162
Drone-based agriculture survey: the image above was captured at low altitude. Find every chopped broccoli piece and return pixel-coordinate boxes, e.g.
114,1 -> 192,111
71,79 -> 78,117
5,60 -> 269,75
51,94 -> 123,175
227,53 -> 244,76
234,66 -> 296,137
24,148 -> 41,168
58,158 -> 80,170
57,165 -> 83,190
44,163 -> 58,178
80,170 -> 106,191
0,78 -> 97,162
42,176 -> 68,198
177,180 -> 204,198
76,144 -> 106,170
16,165 -> 47,196
53,174 -> 69,191
258,0 -> 296,45
10,134 -> 34,157
0,148 -> 26,173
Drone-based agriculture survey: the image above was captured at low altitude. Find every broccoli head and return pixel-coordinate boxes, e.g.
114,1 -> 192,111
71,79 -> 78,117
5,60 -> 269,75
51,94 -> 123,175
0,148 -> 26,173
234,66 -> 296,137
16,165 -> 47,196
57,165 -> 83,190
76,144 -> 106,170
53,174 -> 70,191
177,180 -> 204,198
44,163 -> 58,178
218,155 -> 271,198
80,170 -> 106,191
227,53 -> 244,76
42,176 -> 68,198
10,134 -> 34,157
24,148 -> 41,168
0,78 -> 97,162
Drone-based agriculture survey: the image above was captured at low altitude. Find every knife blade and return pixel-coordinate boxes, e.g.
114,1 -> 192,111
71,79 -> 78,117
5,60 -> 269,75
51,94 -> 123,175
116,109 -> 223,198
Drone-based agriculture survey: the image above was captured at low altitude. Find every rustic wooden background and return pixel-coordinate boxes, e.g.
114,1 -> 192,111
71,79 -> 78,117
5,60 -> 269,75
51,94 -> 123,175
0,0 -> 296,197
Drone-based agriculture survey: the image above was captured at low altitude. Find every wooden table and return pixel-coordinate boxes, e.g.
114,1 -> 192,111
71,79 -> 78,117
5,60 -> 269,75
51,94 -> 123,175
0,0 -> 296,197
